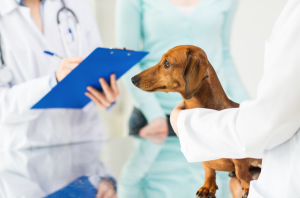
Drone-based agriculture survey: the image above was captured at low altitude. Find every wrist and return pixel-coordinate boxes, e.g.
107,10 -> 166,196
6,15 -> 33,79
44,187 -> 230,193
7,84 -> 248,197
49,72 -> 58,88
55,72 -> 60,82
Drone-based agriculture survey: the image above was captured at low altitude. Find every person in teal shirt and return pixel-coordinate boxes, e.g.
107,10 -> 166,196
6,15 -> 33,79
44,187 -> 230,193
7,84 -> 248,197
116,1 -> 249,196
116,0 -> 250,139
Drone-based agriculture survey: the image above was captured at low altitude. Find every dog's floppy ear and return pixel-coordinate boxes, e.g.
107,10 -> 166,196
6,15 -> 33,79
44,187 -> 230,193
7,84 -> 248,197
184,49 -> 208,99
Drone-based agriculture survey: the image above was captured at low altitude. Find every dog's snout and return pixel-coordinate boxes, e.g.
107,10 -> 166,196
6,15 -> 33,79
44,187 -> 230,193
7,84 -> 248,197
131,76 -> 140,85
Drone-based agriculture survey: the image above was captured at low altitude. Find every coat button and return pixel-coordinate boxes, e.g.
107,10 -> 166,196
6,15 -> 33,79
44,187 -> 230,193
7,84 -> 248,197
181,146 -> 188,154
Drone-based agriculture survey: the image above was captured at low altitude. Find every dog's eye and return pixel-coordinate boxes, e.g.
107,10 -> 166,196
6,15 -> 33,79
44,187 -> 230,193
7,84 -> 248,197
163,60 -> 171,68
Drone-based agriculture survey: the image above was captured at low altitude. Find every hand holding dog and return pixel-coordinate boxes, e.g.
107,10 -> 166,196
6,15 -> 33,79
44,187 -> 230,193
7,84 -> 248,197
170,101 -> 185,137
139,118 -> 168,144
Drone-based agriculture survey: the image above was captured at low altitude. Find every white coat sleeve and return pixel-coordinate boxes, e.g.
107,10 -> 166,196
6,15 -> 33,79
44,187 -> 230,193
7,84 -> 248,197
0,75 -> 52,124
177,0 -> 300,162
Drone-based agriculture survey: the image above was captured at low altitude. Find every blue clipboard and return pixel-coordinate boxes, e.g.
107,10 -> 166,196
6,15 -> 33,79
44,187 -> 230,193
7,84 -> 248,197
32,48 -> 148,109
44,176 -> 97,198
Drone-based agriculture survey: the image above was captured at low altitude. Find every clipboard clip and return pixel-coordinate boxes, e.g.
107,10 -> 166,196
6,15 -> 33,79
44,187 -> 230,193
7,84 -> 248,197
109,47 -> 134,56
110,47 -> 134,51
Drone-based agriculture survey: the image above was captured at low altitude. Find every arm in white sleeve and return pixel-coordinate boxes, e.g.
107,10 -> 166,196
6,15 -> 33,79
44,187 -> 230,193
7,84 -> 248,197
178,1 -> 300,162
0,75 -> 52,124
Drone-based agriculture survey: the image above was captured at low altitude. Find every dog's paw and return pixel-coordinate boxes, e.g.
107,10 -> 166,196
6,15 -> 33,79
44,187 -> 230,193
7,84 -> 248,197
196,185 -> 218,198
242,194 -> 248,198
228,171 -> 236,177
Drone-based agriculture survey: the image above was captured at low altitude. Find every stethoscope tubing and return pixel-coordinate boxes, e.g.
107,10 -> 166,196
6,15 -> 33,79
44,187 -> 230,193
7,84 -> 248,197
0,33 -> 13,83
57,0 -> 82,57
0,34 -> 5,69
0,0 -> 82,83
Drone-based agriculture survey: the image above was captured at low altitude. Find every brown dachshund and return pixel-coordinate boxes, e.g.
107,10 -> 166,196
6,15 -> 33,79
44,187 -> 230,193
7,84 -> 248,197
131,45 -> 261,198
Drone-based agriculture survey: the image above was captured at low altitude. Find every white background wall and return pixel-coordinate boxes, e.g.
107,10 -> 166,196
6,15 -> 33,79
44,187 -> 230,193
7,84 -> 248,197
87,0 -> 288,137
231,0 -> 288,98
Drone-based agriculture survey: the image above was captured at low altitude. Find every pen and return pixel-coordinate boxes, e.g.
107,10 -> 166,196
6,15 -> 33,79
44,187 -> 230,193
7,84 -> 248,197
69,28 -> 74,41
44,51 -> 63,59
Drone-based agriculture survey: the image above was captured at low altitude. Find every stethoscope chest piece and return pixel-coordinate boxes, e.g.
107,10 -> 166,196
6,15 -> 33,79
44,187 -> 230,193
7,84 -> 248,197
0,67 -> 13,83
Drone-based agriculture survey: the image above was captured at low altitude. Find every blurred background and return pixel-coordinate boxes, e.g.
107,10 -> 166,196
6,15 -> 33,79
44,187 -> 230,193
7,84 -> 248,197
0,1 -> 291,197
85,0 -> 288,138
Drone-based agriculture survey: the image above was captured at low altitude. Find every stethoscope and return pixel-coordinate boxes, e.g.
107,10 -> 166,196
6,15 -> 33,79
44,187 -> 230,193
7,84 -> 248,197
57,0 -> 82,57
0,34 -> 13,83
0,0 -> 82,83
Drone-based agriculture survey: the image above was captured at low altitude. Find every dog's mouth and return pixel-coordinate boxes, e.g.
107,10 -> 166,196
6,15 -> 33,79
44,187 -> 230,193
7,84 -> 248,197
147,86 -> 166,92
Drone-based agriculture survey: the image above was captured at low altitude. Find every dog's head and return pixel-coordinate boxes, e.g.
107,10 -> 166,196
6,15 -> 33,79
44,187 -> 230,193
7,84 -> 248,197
131,45 -> 209,99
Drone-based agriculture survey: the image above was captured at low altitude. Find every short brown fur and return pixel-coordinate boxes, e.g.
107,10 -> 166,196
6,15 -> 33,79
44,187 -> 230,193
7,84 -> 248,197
131,45 -> 260,198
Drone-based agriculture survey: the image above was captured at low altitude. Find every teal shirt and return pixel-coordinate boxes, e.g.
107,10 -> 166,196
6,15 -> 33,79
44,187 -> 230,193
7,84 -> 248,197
116,0 -> 250,123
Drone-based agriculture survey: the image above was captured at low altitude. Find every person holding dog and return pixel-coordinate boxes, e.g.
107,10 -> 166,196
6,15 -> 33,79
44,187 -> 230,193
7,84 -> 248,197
170,0 -> 300,197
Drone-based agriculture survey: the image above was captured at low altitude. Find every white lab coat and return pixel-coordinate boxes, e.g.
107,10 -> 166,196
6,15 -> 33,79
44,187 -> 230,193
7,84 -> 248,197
0,142 -> 115,198
0,0 -> 105,151
177,0 -> 300,197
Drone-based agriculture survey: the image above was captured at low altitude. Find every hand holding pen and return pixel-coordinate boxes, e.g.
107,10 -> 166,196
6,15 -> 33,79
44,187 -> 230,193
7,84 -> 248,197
44,51 -> 83,82
55,57 -> 83,82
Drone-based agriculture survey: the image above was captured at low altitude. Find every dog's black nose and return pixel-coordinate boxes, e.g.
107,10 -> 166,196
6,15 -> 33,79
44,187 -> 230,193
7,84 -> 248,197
131,76 -> 140,85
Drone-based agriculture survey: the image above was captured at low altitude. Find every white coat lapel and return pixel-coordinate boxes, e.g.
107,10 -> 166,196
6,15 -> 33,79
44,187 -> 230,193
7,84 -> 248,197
17,6 -> 52,50
0,0 -> 18,16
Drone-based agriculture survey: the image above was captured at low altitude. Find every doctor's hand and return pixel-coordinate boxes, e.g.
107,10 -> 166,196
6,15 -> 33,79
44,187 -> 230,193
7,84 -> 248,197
139,118 -> 168,144
170,101 -> 185,137
96,178 -> 117,198
56,57 -> 83,82
85,74 -> 120,110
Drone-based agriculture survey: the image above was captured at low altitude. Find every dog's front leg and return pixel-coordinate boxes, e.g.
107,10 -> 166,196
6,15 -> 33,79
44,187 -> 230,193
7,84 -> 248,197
232,159 -> 253,198
196,162 -> 218,198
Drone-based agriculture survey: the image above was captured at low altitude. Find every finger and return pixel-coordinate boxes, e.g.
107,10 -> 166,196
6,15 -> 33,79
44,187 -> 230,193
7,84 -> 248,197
175,101 -> 185,110
62,68 -> 72,76
66,62 -> 80,70
141,124 -> 168,135
97,181 -> 112,198
139,130 -> 146,138
110,74 -> 120,96
140,127 -> 161,137
147,133 -> 167,140
139,130 -> 147,138
87,86 -> 111,107
140,130 -> 167,139
103,189 -> 115,198
99,78 -> 115,103
68,56 -> 83,63
96,188 -> 105,198
85,92 -> 106,109
139,124 -> 151,137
